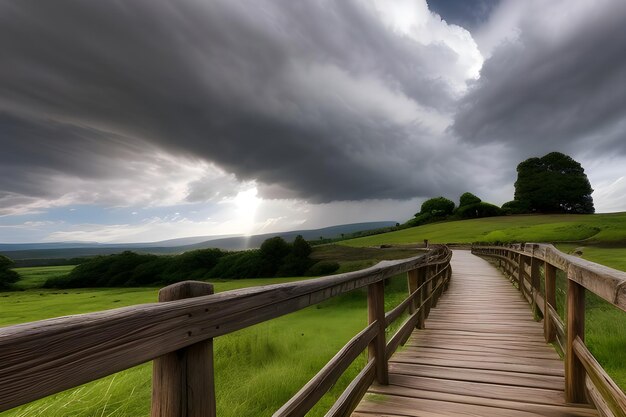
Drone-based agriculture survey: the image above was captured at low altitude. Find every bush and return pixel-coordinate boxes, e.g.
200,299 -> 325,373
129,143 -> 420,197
305,261 -> 340,276
456,202 -> 503,219
419,197 -> 455,216
0,269 -> 19,290
501,200 -> 531,215
459,192 -> 481,207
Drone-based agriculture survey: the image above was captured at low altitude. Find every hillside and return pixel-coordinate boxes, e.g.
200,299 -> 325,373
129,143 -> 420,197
341,213 -> 626,247
0,221 -> 397,261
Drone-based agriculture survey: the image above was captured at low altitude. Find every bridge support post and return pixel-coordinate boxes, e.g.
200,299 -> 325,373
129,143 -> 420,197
407,269 -> 419,316
431,264 -> 440,308
417,267 -> 426,329
566,276 -> 587,403
544,262 -> 557,342
152,281 -> 216,417
368,280 -> 389,385
517,255 -> 526,296
530,257 -> 541,319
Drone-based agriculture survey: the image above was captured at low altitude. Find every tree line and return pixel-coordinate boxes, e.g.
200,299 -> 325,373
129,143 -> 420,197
44,235 -> 339,288
405,152 -> 594,227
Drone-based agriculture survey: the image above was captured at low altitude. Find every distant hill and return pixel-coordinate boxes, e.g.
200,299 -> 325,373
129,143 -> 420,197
1,221 -> 397,261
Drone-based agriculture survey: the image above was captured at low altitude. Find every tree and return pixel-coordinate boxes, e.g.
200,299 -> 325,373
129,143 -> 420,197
419,197 -> 455,216
0,255 -> 19,289
513,152 -> 594,214
459,192 -> 481,207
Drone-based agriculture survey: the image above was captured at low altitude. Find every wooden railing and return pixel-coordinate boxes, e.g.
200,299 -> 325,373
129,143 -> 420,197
472,243 -> 626,417
0,246 -> 452,417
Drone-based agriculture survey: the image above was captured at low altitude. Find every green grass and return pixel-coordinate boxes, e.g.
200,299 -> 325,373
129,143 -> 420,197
1,266 -> 412,417
12,265 -> 76,289
341,213 -> 626,247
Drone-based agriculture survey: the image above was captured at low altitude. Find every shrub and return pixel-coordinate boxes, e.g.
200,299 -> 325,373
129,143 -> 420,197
456,202 -> 503,219
501,200 -> 531,215
459,192 -> 481,207
419,197 -> 455,216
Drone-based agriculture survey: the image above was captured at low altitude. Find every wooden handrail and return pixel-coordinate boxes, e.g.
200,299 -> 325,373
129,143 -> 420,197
473,243 -> 626,415
0,245 -> 452,416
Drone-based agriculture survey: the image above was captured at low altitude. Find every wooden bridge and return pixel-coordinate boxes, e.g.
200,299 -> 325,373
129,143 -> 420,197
0,244 -> 625,417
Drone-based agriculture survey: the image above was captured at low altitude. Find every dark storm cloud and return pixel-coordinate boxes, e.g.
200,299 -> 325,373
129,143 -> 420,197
453,1 -> 626,156
0,0 -> 477,206
428,0 -> 500,29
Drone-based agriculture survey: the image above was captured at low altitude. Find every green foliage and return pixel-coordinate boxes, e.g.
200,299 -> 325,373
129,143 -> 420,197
455,202 -> 503,219
501,199 -> 531,215
44,236 -> 318,288
419,197 -> 455,216
514,152 -> 594,214
0,254 -> 19,289
459,192 -> 481,207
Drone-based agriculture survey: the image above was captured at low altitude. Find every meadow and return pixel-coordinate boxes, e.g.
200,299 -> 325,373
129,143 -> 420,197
1,250 -> 417,417
2,213 -> 626,416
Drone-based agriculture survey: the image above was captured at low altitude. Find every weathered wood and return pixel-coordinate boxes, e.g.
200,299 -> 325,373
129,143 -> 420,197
273,323 -> 377,417
530,257 -> 541,317
417,267 -> 426,329
324,361 -> 375,417
566,277 -> 587,403
368,280 -> 388,385
474,244 -> 626,310
407,269 -> 419,315
588,377 -> 620,417
518,255 -> 527,297
574,337 -> 626,417
152,281 -> 216,417
356,251 -> 601,417
545,262 -> 557,342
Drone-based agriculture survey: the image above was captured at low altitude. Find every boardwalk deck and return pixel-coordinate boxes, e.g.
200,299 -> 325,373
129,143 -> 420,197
353,250 -> 599,417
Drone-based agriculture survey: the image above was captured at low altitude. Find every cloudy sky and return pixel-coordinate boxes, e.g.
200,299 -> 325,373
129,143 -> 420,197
1,0 -> 625,243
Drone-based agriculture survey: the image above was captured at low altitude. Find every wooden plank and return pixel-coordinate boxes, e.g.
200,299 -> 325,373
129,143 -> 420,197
388,362 -> 564,390
368,383 -> 598,417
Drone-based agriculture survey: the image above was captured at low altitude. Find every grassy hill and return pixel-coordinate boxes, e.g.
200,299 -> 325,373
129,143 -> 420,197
341,213 -> 626,247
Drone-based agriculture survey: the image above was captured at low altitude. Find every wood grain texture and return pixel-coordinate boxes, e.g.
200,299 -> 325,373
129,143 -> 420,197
368,280 -> 388,385
151,281 -> 216,417
566,278 -> 587,404
354,250 -> 600,417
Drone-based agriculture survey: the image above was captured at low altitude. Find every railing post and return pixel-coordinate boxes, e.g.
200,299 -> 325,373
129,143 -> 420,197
544,262 -> 557,343
530,256 -> 541,318
407,269 -> 418,315
431,264 -> 440,308
368,280 -> 389,385
425,266 -> 433,318
565,273 -> 586,403
417,267 -> 426,329
517,255 -> 526,296
152,281 -> 216,417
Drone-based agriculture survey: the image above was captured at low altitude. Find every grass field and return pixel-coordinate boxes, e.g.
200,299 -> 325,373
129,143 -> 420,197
1,257 -> 414,417
341,213 -> 626,247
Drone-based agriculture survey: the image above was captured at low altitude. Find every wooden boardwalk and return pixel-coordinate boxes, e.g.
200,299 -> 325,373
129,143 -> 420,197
353,250 -> 599,417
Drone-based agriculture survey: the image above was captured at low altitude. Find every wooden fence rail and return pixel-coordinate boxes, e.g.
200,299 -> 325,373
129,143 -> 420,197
472,243 -> 626,417
0,246 -> 452,417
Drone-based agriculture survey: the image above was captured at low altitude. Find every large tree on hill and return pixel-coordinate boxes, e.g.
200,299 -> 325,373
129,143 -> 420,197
513,152 -> 594,214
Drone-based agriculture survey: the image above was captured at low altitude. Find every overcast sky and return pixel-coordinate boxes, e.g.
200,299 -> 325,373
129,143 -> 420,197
1,0 -> 625,243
